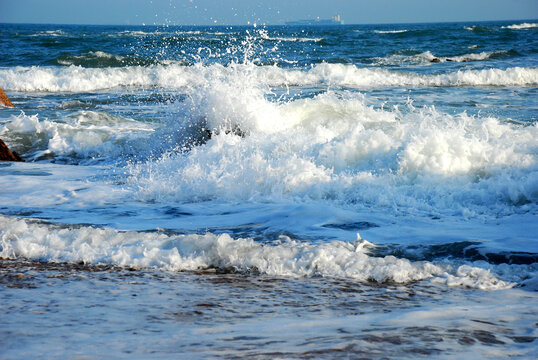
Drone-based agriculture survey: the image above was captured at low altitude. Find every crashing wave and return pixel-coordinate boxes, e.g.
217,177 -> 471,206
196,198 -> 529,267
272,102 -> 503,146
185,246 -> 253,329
0,216 -> 526,290
502,23 -> 537,30
0,64 -> 536,92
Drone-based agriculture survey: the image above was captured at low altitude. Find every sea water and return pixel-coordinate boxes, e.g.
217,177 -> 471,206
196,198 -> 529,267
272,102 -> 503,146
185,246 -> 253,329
0,21 -> 537,358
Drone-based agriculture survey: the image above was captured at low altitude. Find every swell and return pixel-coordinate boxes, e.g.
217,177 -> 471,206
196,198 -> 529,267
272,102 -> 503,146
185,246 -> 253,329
377,49 -> 521,65
49,51 -> 185,68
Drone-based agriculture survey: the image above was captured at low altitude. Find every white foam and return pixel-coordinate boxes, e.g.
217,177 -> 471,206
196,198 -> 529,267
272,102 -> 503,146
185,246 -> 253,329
374,51 -> 433,64
463,25 -> 492,31
502,22 -> 537,30
0,215 -> 525,289
374,30 -> 408,34
0,111 -> 155,161
128,85 -> 538,218
1,64 -> 536,93
446,51 -> 507,62
56,51 -> 126,66
270,36 -> 323,42
32,30 -> 67,37
259,30 -> 323,42
116,30 -> 170,37
377,50 -> 508,64
175,31 -> 230,37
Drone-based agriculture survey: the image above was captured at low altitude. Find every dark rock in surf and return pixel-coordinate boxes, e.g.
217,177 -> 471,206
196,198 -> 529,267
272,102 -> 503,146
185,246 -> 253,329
0,87 -> 14,108
431,58 -> 441,63
0,139 -> 24,162
0,89 -> 23,161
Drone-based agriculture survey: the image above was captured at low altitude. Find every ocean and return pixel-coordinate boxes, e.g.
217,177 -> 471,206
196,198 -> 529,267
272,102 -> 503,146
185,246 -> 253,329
0,20 -> 537,358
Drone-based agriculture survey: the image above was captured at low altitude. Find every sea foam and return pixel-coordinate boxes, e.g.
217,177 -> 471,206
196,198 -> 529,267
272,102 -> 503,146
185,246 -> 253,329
1,64 -> 536,93
128,83 -> 538,218
0,111 -> 155,161
502,23 -> 537,30
0,215 -> 527,289
374,30 -> 408,34
377,50 -> 510,64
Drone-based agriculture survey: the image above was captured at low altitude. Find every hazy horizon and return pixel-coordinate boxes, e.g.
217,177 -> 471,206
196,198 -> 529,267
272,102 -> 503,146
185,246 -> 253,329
1,17 -> 537,27
1,0 -> 537,26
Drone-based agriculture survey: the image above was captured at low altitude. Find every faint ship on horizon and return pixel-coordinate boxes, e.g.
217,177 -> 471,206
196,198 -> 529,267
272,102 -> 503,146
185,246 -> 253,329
285,15 -> 344,26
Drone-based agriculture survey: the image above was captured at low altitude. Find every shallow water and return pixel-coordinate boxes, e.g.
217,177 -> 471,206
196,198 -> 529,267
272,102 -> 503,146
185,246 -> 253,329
1,20 -> 537,358
1,260 -> 537,359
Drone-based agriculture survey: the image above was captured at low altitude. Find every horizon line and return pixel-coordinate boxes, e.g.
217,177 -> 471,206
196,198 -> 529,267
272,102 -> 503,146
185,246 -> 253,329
0,18 -> 536,27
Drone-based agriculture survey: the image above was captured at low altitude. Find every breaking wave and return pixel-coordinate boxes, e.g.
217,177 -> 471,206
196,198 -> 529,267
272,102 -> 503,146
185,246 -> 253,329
464,25 -> 494,32
1,64 -> 536,92
376,50 -> 514,65
31,30 -> 68,37
502,22 -> 537,30
374,30 -> 408,34
125,79 -> 538,218
0,215 -> 529,290
0,111 -> 155,162
52,51 -> 171,68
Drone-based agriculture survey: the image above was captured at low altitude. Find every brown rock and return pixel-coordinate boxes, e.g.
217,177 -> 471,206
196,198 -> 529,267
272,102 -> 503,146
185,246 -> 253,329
0,87 -> 14,108
0,138 -> 24,162
431,58 -> 441,63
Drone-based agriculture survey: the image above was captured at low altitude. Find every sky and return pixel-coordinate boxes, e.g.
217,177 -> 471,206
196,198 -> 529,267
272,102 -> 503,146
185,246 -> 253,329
0,0 -> 537,26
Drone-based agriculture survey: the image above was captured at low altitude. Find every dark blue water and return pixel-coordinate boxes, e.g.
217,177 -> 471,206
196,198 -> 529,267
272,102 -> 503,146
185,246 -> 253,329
0,21 -> 536,67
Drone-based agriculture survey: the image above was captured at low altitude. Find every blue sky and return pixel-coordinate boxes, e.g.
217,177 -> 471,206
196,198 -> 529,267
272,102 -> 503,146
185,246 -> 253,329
1,0 -> 537,25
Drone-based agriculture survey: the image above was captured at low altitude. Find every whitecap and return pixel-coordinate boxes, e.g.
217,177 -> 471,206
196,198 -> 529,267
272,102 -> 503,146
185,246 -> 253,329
0,111 -> 155,162
1,63 -> 536,93
31,30 -> 67,37
0,215 -> 526,290
502,22 -> 537,30
376,50 -> 508,64
126,82 -> 538,219
374,30 -> 408,34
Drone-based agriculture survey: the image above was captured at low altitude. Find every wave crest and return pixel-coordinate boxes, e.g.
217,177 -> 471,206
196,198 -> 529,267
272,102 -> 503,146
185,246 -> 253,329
0,111 -> 155,162
0,216 -> 523,289
502,23 -> 537,30
374,30 -> 408,34
127,85 -> 538,217
1,64 -> 536,92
